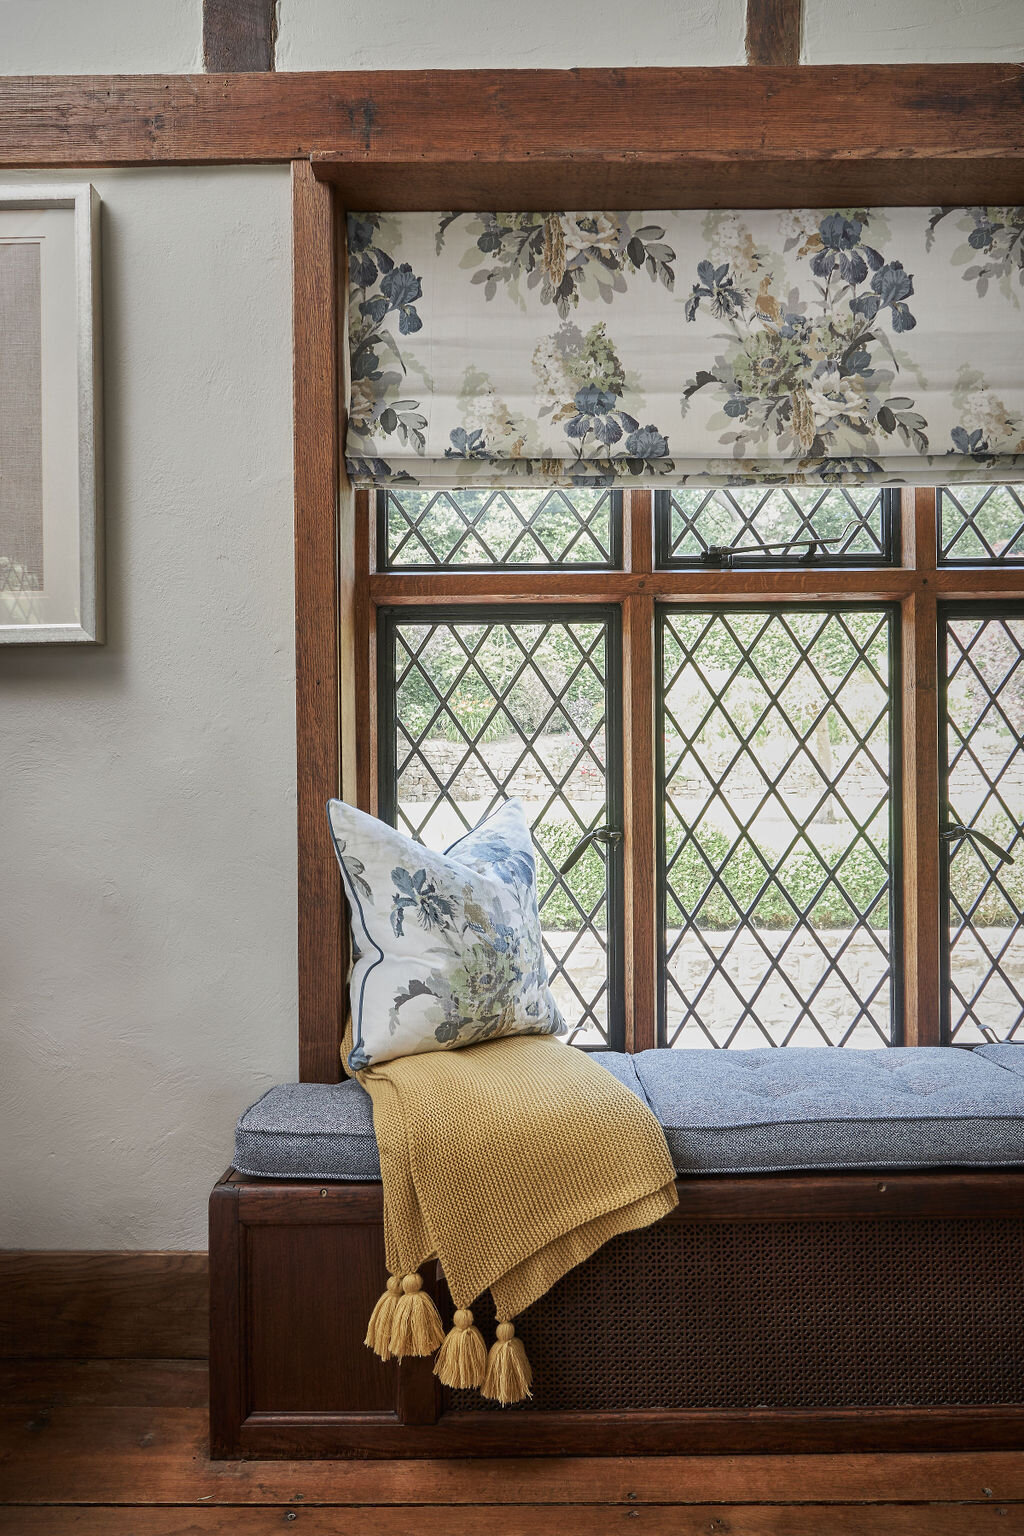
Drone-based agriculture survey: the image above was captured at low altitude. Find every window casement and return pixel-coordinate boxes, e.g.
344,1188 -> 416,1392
940,604 -> 1024,1044
361,485 -> 1024,1052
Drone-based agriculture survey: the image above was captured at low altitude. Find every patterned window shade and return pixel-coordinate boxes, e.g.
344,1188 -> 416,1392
345,207 -> 1024,491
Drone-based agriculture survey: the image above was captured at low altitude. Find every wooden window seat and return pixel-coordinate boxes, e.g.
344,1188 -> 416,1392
209,1045 -> 1024,1459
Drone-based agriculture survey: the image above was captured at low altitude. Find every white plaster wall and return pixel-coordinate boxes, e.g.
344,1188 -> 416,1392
276,0 -> 747,70
803,0 -> 1024,63
0,0 -> 202,74
1,1 -> 1021,1255
0,167 -> 295,1248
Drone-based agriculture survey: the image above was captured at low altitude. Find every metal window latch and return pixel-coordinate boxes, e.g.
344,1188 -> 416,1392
559,825 -> 623,875
701,517 -> 866,568
941,824 -> 1015,866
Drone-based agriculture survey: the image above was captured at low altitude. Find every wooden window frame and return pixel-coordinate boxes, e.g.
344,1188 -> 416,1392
1,60 -> 1022,1076
295,161 -> 1024,1078
275,62 -> 1024,1078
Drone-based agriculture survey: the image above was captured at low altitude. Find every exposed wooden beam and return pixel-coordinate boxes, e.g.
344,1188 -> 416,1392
0,67 -> 1021,208
203,0 -> 276,72
746,0 -> 802,65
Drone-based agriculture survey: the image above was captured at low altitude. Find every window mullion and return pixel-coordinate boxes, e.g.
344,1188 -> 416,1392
901,488 -> 942,1046
623,490 -> 657,1051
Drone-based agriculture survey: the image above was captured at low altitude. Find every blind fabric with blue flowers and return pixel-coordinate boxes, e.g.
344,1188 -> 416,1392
345,207 -> 1024,490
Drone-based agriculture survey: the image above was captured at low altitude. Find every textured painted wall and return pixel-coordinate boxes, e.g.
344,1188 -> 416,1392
0,168 -> 295,1248
803,0 -> 1024,63
276,0 -> 747,69
0,0 -> 203,73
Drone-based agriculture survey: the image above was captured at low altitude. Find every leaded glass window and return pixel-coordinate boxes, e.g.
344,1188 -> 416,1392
380,487 -> 621,569
658,606 -> 898,1048
941,608 -> 1024,1042
656,487 -> 896,566
378,606 -> 623,1048
938,487 -> 1024,564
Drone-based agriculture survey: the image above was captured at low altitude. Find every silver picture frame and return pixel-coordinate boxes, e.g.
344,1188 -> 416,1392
0,184 -> 103,643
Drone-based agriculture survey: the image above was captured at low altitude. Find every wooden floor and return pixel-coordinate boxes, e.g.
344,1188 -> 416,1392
3,1359 -> 1024,1533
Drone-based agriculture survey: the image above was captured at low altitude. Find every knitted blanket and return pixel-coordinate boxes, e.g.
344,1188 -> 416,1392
356,1033 -> 678,1402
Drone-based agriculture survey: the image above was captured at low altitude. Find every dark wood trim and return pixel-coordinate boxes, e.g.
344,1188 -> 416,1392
293,161 -> 345,1084
901,493 -> 942,1047
227,1167 -> 1024,1224
235,1405 -> 1024,1459
202,0 -> 276,72
353,489 -> 375,814
0,1251 -> 208,1360
368,569 -> 926,603
0,67 -> 1021,208
622,492 -> 657,1052
208,1182 -> 245,1457
746,0 -> 802,65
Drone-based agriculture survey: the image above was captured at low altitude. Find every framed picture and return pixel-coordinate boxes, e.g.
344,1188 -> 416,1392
0,185 -> 102,643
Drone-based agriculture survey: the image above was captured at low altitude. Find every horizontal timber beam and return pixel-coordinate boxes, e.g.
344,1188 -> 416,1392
0,67 -> 1021,207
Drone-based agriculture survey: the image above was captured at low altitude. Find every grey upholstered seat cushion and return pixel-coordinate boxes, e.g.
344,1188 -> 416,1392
234,1080 -> 381,1181
233,1051 -> 646,1181
234,1044 -> 1024,1181
632,1046 -> 1024,1174
974,1042 -> 1024,1079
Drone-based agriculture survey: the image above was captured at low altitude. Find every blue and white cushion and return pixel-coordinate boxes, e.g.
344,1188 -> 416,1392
327,798 -> 566,1071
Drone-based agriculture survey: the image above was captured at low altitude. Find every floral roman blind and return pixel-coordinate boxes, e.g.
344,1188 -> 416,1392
345,207 -> 1024,489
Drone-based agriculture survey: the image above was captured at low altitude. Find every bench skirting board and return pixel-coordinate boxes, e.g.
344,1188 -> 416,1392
208,1168 -> 1024,1460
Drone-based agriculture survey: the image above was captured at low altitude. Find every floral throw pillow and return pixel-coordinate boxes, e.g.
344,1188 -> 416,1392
327,798 -> 566,1071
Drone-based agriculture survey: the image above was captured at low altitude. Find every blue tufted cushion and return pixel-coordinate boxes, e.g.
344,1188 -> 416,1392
233,1051 -> 648,1181
633,1046 -> 1024,1174
234,1045 -> 1024,1181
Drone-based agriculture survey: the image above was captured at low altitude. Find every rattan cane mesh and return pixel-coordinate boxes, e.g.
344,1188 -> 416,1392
446,1217 -> 1024,1411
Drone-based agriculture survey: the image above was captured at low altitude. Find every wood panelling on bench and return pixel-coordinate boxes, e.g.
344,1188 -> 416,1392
209,1168 -> 1024,1461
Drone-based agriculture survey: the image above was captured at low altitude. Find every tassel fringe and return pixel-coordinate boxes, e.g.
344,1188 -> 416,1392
365,1273 -> 444,1362
434,1308 -> 488,1390
364,1275 -> 402,1360
366,1285 -> 531,1402
389,1273 -> 445,1358
481,1320 -> 533,1404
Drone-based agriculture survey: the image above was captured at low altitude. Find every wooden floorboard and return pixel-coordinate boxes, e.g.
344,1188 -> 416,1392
2,1506 -> 1024,1534
2,1361 -> 1024,1530
0,1359 -> 208,1408
5,1397 -> 1024,1507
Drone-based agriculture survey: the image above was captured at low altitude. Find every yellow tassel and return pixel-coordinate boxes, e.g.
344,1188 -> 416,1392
434,1308 -> 488,1390
364,1274 -> 403,1361
389,1272 -> 445,1358
481,1320 -> 533,1404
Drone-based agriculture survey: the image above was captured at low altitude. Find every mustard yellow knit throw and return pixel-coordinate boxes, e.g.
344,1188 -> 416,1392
356,1034 -> 678,1403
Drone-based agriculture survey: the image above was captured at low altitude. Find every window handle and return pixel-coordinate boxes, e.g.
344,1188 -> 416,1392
701,517 -> 867,567
941,824 -> 1015,866
558,825 -> 623,875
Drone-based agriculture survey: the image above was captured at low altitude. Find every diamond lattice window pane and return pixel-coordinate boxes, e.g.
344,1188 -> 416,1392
381,488 -> 620,569
939,487 -> 1024,563
657,487 -> 894,565
381,608 -> 621,1048
659,606 -> 896,1049
943,613 -> 1024,1043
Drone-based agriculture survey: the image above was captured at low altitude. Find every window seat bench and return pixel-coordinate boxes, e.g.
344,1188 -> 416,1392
210,1045 -> 1024,1461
